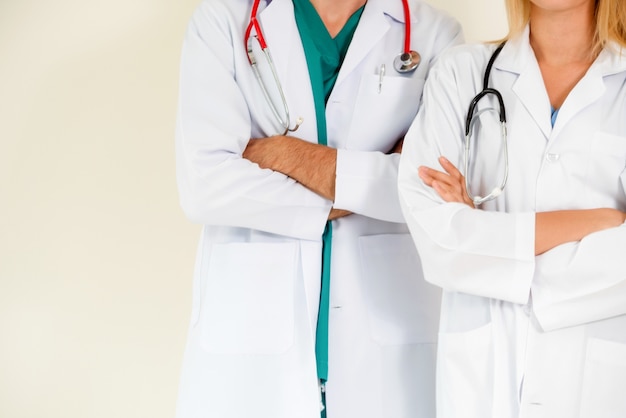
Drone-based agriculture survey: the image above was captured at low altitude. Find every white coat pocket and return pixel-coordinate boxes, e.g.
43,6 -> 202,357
580,338 -> 626,418
437,323 -> 494,418
358,233 -> 441,345
199,242 -> 297,354
347,75 -> 425,152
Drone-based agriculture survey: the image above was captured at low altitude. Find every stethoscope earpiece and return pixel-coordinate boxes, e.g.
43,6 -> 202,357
394,50 -> 421,73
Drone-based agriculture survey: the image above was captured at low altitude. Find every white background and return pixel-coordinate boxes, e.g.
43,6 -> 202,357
0,1 -> 506,417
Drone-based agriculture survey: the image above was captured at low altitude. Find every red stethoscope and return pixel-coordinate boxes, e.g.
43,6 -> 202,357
244,0 -> 420,134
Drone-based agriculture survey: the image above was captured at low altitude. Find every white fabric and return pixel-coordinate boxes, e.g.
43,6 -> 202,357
175,0 -> 463,417
399,27 -> 626,418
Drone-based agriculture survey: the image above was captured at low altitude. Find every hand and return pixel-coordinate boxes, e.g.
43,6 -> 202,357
418,156 -> 474,207
588,208 -> 626,231
328,208 -> 352,221
389,138 -> 404,154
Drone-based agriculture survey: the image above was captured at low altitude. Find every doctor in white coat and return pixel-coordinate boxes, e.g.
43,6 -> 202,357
399,0 -> 626,417
175,0 -> 462,417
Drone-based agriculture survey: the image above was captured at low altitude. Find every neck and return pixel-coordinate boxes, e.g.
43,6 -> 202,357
529,2 -> 596,65
528,1 -> 597,109
308,0 -> 367,37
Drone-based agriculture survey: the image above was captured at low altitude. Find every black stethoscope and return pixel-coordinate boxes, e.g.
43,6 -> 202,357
244,0 -> 421,134
464,42 -> 508,206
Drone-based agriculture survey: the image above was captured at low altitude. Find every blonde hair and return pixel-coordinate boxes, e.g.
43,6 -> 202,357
503,0 -> 626,52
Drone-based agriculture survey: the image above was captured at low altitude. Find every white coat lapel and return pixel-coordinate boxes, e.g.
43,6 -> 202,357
550,45 -> 626,137
335,0 -> 400,87
499,30 -> 553,141
258,0 -> 296,79
551,64 -> 605,138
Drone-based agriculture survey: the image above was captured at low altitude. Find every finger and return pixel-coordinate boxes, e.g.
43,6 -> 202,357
438,156 -> 463,180
418,166 -> 436,186
419,166 -> 454,185
432,180 -> 459,203
431,173 -> 476,208
431,180 -> 448,196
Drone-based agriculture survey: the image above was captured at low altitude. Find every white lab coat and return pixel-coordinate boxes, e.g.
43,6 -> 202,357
175,0 -> 462,417
398,27 -> 626,418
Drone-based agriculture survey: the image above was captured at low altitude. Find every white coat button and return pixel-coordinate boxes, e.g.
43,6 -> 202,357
546,153 -> 560,162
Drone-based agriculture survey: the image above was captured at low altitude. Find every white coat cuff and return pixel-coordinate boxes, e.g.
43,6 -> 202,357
512,211 -> 536,304
334,149 -> 404,222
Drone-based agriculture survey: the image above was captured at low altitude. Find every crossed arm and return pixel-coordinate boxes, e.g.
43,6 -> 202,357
243,135 -> 403,221
419,156 -> 626,255
243,135 -> 349,220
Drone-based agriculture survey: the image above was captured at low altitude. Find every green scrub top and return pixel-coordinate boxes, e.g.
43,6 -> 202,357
292,0 -> 365,384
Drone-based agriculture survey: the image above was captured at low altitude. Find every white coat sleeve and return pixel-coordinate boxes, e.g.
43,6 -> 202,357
334,16 -> 464,223
532,214 -> 626,332
175,2 -> 332,241
398,53 -> 536,304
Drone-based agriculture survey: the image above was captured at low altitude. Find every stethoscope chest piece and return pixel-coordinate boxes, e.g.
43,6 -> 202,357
394,50 -> 420,73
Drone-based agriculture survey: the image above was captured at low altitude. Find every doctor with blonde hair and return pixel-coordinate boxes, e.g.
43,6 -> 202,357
399,0 -> 626,417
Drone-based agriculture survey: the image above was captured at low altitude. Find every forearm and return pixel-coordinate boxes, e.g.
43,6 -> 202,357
535,209 -> 626,255
243,136 -> 337,201
532,224 -> 626,331
416,159 -> 626,255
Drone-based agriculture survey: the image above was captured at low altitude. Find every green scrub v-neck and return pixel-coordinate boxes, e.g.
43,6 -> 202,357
292,0 -> 364,384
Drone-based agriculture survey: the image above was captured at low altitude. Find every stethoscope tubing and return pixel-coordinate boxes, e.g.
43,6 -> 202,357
245,0 -> 266,54
464,42 -> 508,206
465,88 -> 506,136
400,0 -> 411,55
244,0 -> 419,134
246,0 -> 416,65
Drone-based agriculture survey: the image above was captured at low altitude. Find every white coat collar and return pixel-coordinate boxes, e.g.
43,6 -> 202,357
262,0 -> 419,23
381,0 -> 420,24
494,25 -> 626,140
257,0 -> 419,96
495,25 -> 626,77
